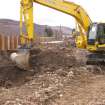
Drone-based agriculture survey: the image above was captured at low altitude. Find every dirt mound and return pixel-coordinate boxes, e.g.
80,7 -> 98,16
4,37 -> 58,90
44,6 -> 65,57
0,50 -> 35,88
0,48 -> 77,88
30,47 -> 76,71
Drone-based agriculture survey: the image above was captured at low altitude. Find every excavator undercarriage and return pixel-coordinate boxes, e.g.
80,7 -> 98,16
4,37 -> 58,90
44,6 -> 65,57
87,52 -> 105,65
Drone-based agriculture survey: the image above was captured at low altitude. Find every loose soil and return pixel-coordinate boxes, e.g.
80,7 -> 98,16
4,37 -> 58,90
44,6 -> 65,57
0,47 -> 105,105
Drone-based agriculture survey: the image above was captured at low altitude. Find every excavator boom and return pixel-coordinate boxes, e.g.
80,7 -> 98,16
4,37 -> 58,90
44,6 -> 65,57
20,0 -> 92,48
34,0 -> 91,31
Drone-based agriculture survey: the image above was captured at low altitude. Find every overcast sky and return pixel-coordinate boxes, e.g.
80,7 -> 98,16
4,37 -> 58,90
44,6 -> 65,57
0,0 -> 105,28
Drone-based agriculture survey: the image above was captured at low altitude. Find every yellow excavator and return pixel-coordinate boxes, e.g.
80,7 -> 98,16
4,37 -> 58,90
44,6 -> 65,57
11,0 -> 105,70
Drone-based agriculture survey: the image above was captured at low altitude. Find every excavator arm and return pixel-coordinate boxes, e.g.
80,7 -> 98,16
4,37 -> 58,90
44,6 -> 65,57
20,0 -> 92,48
20,0 -> 34,44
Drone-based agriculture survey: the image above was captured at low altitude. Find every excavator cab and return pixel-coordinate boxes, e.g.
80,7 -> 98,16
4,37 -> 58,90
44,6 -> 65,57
87,23 -> 105,64
87,23 -> 105,52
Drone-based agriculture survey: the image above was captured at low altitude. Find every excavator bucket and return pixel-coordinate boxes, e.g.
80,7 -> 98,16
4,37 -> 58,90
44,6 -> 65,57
10,48 -> 41,70
10,51 -> 30,70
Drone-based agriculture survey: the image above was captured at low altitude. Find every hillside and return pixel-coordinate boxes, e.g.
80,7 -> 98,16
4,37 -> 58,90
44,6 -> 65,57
0,19 -> 72,36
